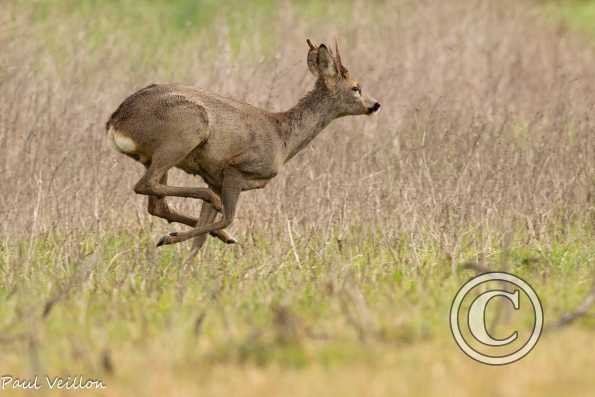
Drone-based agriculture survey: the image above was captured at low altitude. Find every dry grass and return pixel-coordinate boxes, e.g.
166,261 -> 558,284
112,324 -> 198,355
1,0 -> 592,244
0,0 -> 594,396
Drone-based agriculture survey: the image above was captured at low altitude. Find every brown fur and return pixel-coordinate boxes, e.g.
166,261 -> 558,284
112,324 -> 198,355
106,39 -> 380,251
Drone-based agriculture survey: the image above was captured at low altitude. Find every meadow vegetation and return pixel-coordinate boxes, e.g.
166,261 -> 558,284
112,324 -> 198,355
0,0 -> 594,396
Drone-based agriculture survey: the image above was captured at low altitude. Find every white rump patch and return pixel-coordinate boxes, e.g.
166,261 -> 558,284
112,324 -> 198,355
108,126 -> 138,154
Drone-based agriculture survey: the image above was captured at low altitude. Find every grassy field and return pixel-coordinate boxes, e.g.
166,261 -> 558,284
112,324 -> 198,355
551,0 -> 595,36
1,0 -> 594,396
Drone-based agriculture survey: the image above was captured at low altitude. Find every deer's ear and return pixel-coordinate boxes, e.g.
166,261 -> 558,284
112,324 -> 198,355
317,45 -> 337,79
306,40 -> 319,76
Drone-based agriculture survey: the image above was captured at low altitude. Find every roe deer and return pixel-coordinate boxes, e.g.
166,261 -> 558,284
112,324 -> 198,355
106,39 -> 380,254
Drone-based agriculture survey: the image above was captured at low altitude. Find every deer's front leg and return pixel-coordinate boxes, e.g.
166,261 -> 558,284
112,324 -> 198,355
157,170 -> 243,247
194,202 -> 238,249
150,197 -> 237,244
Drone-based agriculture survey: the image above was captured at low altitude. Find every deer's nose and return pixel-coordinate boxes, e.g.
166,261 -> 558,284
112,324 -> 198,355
368,102 -> 381,114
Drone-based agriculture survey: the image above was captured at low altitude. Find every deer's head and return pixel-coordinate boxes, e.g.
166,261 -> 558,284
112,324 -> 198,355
306,39 -> 380,117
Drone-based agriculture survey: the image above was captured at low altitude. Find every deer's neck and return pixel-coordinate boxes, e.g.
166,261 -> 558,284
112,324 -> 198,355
276,80 -> 338,163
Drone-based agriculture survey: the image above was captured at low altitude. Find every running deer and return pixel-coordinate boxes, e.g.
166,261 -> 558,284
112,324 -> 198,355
106,39 -> 380,254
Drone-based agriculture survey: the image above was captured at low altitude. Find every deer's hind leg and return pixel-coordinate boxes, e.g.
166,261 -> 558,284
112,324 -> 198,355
148,174 -> 199,226
133,137 -> 223,211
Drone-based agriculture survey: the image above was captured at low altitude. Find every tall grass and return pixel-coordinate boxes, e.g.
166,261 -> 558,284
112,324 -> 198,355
0,0 -> 594,396
2,0 -> 593,247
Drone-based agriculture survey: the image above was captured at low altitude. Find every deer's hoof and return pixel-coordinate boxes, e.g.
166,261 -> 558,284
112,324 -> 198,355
156,236 -> 168,247
156,232 -> 178,247
225,236 -> 238,245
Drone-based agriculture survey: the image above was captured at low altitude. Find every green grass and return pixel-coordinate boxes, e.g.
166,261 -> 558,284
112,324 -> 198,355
1,228 -> 593,373
548,0 -> 595,36
25,0 -> 595,45
1,228 -> 594,396
23,0 -> 355,57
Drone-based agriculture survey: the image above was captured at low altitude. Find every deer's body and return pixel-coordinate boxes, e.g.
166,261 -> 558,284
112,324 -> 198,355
106,39 -> 380,254
108,83 -> 285,190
